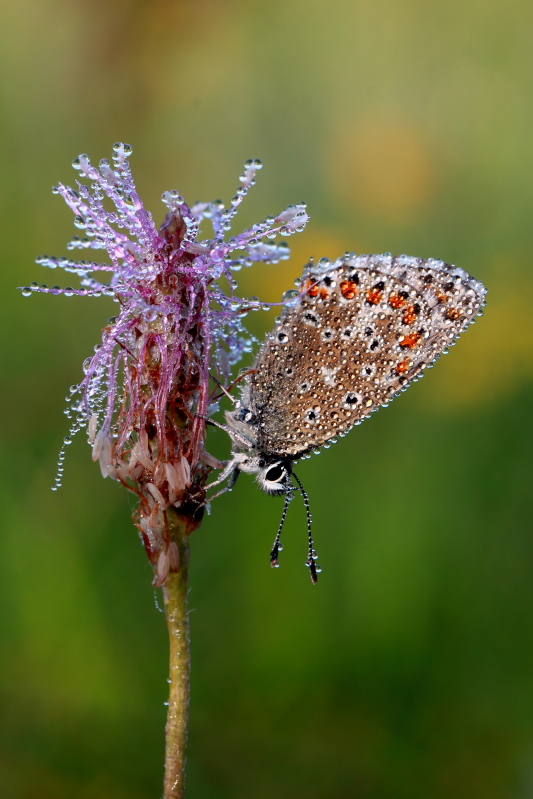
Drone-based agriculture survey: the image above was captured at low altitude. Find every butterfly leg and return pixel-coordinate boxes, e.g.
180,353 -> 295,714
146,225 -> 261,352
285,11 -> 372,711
197,415 -> 252,450
205,461 -> 241,502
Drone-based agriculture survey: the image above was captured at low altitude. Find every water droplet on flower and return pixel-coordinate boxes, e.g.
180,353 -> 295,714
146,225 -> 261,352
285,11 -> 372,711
30,282 -> 39,290
40,284 -> 48,291
21,287 -> 32,297
282,289 -> 299,301
72,157 -> 81,170
253,159 -> 263,169
74,216 -> 86,229
64,436 -> 72,445
83,357 -> 92,373
64,287 -> 74,297
122,143 -> 132,156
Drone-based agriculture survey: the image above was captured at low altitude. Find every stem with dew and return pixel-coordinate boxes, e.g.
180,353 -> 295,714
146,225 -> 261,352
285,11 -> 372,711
162,510 -> 192,799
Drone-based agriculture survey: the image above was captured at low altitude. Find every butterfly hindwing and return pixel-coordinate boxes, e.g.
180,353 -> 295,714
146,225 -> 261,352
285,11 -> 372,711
248,254 -> 486,458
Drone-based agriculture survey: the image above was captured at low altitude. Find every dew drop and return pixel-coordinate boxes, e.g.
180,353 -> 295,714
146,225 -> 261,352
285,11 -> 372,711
21,287 -> 32,297
282,289 -> 299,302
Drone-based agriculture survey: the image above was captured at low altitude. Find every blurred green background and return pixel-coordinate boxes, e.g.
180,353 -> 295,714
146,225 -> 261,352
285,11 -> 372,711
1,1 -> 533,797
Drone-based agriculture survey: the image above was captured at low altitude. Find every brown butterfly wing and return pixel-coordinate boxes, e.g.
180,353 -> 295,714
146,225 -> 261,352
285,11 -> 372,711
248,254 -> 486,458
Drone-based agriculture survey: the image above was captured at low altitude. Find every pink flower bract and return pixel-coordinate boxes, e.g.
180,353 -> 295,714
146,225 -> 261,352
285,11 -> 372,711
24,143 -> 309,582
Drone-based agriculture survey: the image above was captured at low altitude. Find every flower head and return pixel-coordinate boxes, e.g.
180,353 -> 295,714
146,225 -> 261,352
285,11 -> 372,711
23,143 -> 309,583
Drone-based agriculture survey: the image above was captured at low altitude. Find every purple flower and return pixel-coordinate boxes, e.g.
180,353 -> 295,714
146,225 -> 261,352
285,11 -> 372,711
22,144 -> 308,583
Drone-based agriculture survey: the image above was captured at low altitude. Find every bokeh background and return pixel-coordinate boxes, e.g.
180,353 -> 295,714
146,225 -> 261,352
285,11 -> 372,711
1,1 -> 533,797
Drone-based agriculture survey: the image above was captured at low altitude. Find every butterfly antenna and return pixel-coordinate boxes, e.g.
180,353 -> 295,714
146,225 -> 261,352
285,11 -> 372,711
292,472 -> 320,584
270,485 -> 293,570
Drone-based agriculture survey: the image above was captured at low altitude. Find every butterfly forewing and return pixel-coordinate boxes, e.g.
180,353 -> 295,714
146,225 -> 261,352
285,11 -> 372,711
249,254 -> 486,458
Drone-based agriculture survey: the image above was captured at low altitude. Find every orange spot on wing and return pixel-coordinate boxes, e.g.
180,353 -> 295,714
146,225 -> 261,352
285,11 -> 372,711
445,307 -> 461,321
399,331 -> 423,349
395,359 -> 410,375
303,278 -> 320,297
402,304 -> 419,325
436,292 -> 448,303
388,291 -> 407,309
366,287 -> 382,305
340,280 -> 358,299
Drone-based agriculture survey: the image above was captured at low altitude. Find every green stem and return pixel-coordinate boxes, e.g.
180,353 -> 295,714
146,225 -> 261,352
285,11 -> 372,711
162,512 -> 191,799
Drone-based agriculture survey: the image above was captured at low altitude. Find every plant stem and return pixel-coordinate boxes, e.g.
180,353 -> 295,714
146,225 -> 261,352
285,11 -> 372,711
162,512 -> 191,799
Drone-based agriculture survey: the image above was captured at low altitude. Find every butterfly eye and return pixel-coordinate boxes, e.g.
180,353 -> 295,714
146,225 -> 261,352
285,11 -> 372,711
265,463 -> 286,482
238,408 -> 256,423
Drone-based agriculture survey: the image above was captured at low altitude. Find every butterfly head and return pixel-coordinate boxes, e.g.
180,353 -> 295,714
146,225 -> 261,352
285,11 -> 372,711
255,457 -> 293,495
223,406 -> 293,495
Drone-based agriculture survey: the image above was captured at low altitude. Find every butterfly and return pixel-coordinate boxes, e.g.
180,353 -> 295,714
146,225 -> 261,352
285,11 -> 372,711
207,253 -> 487,581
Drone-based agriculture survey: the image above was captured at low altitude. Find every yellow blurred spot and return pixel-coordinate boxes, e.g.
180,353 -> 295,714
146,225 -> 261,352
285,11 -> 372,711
328,118 -> 436,221
423,260 -> 533,411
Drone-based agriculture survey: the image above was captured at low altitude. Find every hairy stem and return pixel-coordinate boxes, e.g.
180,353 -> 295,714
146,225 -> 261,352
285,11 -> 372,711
162,512 -> 191,799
